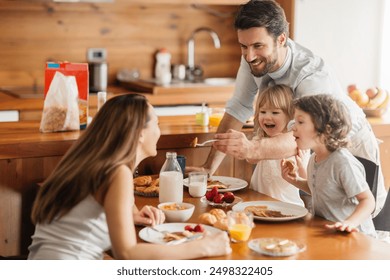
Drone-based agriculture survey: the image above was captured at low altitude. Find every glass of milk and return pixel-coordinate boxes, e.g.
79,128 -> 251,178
188,171 -> 208,198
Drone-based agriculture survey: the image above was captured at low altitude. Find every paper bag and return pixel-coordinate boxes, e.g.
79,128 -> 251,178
40,72 -> 80,132
44,62 -> 89,129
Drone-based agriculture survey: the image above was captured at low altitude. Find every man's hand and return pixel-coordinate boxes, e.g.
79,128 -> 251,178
213,129 -> 254,160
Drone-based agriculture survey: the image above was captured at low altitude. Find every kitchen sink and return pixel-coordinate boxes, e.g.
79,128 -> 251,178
203,78 -> 235,86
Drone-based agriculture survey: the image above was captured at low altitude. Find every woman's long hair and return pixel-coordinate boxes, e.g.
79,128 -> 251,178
253,84 -> 294,138
31,94 -> 150,224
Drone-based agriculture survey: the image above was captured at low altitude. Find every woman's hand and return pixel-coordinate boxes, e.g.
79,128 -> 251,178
134,205 -> 165,227
197,231 -> 232,257
324,221 -> 359,233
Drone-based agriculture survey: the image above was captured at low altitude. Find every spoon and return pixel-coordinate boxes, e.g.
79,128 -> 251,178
190,137 -> 219,147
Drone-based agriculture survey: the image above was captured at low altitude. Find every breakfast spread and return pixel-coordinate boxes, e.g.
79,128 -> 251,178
245,205 -> 293,218
134,175 -> 159,196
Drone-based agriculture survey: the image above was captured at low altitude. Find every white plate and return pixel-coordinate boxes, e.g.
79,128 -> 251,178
248,238 -> 306,257
232,201 -> 308,222
200,196 -> 243,208
183,176 -> 248,193
139,223 -> 222,244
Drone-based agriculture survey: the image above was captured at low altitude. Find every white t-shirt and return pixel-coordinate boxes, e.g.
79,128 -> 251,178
28,195 -> 110,260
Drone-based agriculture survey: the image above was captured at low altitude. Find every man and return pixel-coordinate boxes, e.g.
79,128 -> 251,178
201,0 -> 386,217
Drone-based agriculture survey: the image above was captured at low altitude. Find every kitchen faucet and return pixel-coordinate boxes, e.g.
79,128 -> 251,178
186,27 -> 221,81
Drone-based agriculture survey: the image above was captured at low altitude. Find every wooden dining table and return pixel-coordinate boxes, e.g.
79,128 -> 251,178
134,187 -> 390,260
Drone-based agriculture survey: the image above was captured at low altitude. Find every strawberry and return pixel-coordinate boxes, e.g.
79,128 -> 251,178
213,193 -> 224,204
205,186 -> 219,201
205,190 -> 215,201
211,186 -> 219,197
184,225 -> 194,232
194,224 -> 205,233
223,192 -> 235,203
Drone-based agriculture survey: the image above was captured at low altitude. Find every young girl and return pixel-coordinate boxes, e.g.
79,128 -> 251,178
281,94 -> 376,236
250,84 -> 309,206
28,94 -> 231,260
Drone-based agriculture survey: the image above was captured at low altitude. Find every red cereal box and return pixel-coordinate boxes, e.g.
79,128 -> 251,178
45,62 -> 89,129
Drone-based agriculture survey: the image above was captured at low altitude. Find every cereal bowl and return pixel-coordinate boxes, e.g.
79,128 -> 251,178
157,202 -> 195,222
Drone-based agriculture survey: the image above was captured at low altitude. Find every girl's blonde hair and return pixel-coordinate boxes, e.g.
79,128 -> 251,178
254,84 -> 294,137
32,94 -> 150,224
294,94 -> 351,152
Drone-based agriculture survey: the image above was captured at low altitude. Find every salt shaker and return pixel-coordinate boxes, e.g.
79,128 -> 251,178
159,152 -> 183,203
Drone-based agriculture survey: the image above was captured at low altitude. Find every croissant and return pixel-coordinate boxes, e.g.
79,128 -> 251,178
209,208 -> 226,220
198,213 -> 217,226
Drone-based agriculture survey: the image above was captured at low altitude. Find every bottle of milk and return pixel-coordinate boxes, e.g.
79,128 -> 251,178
159,152 -> 183,203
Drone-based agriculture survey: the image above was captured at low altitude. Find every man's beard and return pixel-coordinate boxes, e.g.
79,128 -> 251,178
248,44 -> 279,77
249,56 -> 278,77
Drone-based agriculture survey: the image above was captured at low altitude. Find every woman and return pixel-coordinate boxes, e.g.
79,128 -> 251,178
28,94 -> 231,260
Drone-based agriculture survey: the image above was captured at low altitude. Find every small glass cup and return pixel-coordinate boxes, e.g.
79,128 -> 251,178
188,171 -> 208,198
209,108 -> 225,127
227,210 -> 254,243
176,155 -> 186,176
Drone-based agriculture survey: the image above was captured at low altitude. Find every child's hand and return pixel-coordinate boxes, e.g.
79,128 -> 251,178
324,221 -> 359,233
280,160 -> 297,184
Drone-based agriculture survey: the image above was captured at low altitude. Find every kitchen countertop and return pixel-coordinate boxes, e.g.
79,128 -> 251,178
1,112 -> 389,159
0,116 -> 223,159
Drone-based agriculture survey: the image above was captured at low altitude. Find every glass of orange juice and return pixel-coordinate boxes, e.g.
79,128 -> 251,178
227,210 -> 254,242
209,108 -> 225,127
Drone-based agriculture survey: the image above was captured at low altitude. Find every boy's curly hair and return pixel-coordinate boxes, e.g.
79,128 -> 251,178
294,94 -> 351,152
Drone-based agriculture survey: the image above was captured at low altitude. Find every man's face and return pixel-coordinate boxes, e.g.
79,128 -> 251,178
237,27 -> 286,77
